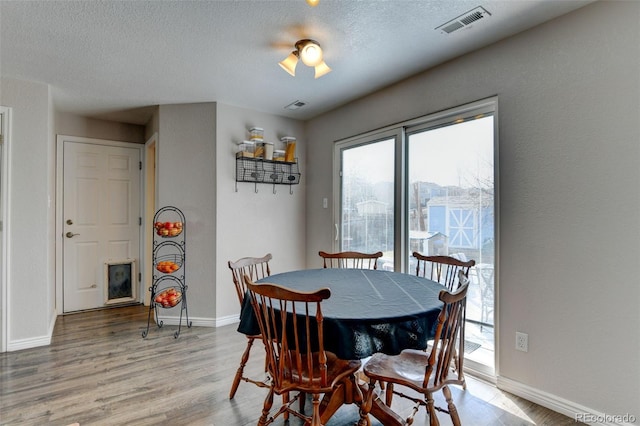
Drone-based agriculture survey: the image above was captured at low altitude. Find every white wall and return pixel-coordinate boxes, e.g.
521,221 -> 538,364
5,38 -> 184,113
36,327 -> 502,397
215,103 -> 306,322
305,1 -> 639,421
0,77 -> 56,349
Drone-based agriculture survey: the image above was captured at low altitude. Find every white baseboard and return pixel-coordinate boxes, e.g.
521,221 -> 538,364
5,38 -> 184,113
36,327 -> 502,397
215,314 -> 240,327
155,314 -> 240,328
6,309 -> 57,352
497,376 -> 637,426
155,315 -> 215,327
7,334 -> 52,351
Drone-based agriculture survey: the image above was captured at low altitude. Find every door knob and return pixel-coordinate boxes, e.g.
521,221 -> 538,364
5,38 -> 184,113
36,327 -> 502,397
65,232 -> 80,238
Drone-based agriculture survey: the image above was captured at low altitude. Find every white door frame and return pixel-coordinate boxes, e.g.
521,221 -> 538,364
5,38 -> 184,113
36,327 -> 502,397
0,106 -> 12,352
142,132 -> 158,306
55,135 -> 144,315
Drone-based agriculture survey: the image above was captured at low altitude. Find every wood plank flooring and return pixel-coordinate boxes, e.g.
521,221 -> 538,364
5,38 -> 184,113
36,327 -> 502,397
0,305 -> 583,426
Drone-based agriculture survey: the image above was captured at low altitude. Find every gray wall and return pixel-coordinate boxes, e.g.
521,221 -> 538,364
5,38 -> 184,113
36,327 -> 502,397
214,103 -> 306,322
157,103 -> 218,322
0,77 -> 56,347
305,1 -> 639,419
155,102 -> 306,322
1,82 -> 145,350
2,1 -> 638,420
55,111 -> 146,143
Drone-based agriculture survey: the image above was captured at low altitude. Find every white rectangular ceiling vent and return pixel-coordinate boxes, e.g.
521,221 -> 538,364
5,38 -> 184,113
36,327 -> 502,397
436,6 -> 491,34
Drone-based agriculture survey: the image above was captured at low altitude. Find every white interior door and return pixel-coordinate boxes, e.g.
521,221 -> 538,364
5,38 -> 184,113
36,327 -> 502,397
63,140 -> 141,312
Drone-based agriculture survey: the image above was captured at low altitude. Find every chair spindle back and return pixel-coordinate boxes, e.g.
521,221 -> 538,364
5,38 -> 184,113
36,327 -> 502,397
228,253 -> 272,306
412,252 -> 475,291
426,271 -> 469,389
318,250 -> 383,270
245,277 -> 332,392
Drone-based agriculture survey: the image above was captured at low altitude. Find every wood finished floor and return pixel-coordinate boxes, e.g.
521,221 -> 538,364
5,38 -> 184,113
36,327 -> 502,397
0,305 -> 583,426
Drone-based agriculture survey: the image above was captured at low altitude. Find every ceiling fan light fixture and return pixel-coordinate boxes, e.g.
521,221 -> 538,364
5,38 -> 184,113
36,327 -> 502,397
278,51 -> 299,76
280,39 -> 331,78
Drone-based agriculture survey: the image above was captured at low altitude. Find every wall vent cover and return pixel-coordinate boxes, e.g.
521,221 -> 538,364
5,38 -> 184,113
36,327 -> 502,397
436,6 -> 491,34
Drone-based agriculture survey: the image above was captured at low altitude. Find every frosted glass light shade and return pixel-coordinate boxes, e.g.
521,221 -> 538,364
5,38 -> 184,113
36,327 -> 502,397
314,61 -> 332,78
278,52 -> 299,76
306,0 -> 319,6
300,42 -> 323,67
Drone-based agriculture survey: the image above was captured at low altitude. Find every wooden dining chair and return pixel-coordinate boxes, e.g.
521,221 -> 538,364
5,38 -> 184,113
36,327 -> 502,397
413,253 -> 474,388
412,252 -> 476,291
245,276 -> 362,426
227,253 -> 273,399
358,272 -> 470,426
319,250 -> 383,270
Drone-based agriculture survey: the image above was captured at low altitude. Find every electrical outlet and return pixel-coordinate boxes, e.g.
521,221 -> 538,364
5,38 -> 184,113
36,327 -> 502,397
516,332 -> 528,352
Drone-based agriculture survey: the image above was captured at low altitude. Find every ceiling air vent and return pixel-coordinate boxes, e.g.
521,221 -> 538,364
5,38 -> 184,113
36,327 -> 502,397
436,6 -> 491,34
284,100 -> 306,110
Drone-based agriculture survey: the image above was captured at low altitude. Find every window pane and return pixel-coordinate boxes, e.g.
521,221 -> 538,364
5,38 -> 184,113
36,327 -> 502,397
408,116 -> 495,328
341,139 -> 394,270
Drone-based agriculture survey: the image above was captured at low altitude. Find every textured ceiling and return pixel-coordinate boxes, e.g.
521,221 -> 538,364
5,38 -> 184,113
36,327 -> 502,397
0,0 -> 594,124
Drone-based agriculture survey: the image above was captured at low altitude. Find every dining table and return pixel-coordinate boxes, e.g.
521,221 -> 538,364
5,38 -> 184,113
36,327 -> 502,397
237,268 -> 448,425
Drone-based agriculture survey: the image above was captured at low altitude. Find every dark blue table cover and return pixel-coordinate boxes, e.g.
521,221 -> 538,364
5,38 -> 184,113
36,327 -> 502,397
237,268 -> 446,360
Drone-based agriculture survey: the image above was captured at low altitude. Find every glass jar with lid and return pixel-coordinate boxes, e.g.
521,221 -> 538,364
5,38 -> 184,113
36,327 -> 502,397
249,127 -> 264,141
237,141 -> 256,158
273,149 -> 286,161
281,137 -> 296,162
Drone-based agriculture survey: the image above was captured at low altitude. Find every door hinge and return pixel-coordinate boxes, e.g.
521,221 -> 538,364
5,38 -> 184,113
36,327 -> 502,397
139,161 -> 142,170
138,273 -> 142,282
139,217 -> 142,226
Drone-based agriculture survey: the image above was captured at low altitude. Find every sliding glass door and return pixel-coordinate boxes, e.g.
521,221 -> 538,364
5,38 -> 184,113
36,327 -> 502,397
335,98 -> 497,374
337,136 -> 396,271
407,114 -> 495,372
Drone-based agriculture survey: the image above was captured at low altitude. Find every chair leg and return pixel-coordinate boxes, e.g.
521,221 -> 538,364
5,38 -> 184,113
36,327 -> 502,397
258,386 -> 275,426
357,380 -> 376,426
425,391 -> 440,426
443,385 -> 461,426
283,391 -> 290,421
311,393 -> 322,426
229,336 -> 255,399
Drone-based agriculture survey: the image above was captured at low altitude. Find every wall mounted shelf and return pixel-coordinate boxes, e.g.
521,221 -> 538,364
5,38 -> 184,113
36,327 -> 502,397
235,154 -> 301,194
